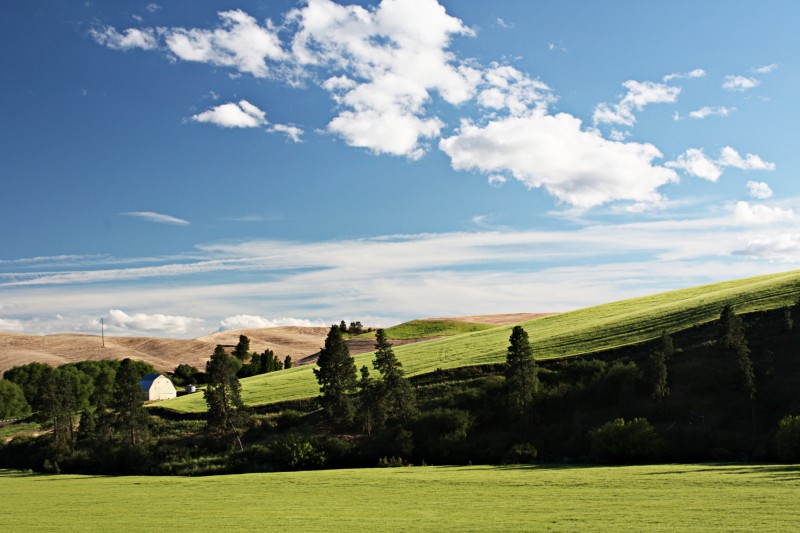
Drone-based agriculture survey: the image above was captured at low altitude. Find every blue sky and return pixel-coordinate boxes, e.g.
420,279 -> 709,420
1,0 -> 798,338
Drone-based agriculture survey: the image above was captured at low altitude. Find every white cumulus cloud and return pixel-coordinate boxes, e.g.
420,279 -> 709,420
747,180 -> 773,199
723,75 -> 760,92
440,111 -> 678,208
90,26 -> 157,50
108,309 -> 203,334
667,147 -> 775,182
289,0 -> 480,158
164,10 -> 286,78
666,149 -> 721,181
718,146 -> 775,171
593,80 -> 680,127
192,100 -> 267,128
268,123 -> 304,143
733,201 -> 794,225
477,63 -> 553,116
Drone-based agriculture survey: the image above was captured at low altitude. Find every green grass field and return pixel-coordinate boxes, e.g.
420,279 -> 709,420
1,464 -> 798,531
356,319 -> 495,340
159,269 -> 800,412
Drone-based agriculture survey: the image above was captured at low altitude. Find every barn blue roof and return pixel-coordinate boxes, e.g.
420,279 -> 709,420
139,373 -> 162,392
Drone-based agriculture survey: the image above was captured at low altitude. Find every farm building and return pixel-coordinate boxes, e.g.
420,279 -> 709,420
139,374 -> 177,401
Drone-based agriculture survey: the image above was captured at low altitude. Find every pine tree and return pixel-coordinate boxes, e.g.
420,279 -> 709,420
205,345 -> 248,451
372,328 -> 416,423
717,304 -> 745,350
660,329 -> 674,360
650,349 -> 669,403
284,355 -> 293,369
505,326 -> 537,420
113,359 -> 149,446
233,335 -> 251,361
356,365 -> 386,435
314,325 -> 357,423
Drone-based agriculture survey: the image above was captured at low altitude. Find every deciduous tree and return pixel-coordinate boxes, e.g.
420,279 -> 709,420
0,380 -> 30,419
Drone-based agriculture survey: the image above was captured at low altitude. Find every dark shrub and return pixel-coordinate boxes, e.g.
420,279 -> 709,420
503,443 -> 538,464
590,418 -> 662,463
776,415 -> 800,462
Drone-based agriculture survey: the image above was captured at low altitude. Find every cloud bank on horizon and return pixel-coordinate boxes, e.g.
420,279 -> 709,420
0,0 -> 796,337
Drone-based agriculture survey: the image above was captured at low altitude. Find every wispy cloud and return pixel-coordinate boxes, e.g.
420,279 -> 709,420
662,68 -> 705,82
219,315 -> 326,330
4,201 -> 799,337
688,106 -> 734,120
754,63 -> 778,74
120,211 -> 190,225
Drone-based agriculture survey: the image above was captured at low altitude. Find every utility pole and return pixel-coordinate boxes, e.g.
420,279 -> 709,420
101,317 -> 105,348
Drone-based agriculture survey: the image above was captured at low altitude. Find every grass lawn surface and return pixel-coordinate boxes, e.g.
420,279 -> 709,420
1,464 -> 798,531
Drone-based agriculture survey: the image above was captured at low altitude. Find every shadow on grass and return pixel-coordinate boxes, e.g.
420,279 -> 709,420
644,463 -> 800,481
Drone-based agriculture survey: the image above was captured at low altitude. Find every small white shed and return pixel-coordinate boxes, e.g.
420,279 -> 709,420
139,374 -> 177,401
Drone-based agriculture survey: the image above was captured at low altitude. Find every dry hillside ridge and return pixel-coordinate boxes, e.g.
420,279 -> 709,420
0,313 -> 550,374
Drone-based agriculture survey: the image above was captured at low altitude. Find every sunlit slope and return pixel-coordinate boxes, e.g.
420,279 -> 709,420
357,320 -> 495,340
159,270 -> 800,412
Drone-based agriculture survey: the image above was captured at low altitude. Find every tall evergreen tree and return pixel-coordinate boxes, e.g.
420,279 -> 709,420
314,325 -> 357,423
233,335 -> 251,361
660,329 -> 674,360
505,326 -> 537,420
356,365 -> 386,435
113,359 -> 149,446
650,349 -> 669,403
717,304 -> 745,350
39,367 -> 91,451
650,330 -> 672,403
372,328 -> 415,422
284,355 -> 293,369
205,345 -> 248,451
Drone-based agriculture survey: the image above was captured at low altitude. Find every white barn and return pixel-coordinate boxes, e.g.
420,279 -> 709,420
139,374 -> 177,401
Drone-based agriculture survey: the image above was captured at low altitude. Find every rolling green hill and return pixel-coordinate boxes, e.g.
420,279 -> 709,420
356,319 -> 495,340
158,269 -> 800,413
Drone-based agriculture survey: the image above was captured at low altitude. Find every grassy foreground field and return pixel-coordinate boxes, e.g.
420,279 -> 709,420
1,464 -> 798,531
159,269 -> 800,412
